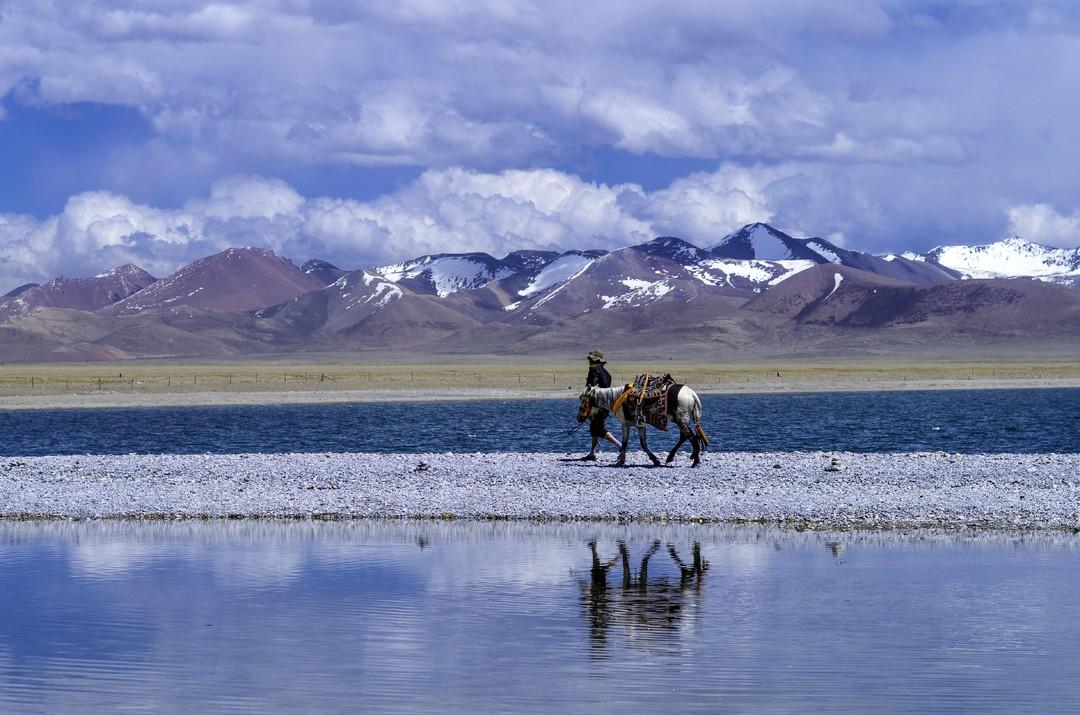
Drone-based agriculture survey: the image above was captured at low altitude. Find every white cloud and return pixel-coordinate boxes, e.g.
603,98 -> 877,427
640,165 -> 795,242
1006,203 -> 1080,247
0,166 -> 799,289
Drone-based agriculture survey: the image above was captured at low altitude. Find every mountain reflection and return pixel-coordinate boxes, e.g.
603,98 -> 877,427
577,539 -> 709,654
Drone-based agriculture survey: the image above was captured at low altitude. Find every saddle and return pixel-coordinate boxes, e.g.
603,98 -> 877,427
611,373 -> 680,431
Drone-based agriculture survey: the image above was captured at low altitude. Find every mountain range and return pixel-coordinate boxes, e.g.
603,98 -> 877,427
3,223 -> 1080,362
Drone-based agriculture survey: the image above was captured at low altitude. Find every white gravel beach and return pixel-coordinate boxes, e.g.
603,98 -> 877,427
2,451 -> 1078,529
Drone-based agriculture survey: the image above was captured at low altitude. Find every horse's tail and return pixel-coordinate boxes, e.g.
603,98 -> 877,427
691,392 -> 709,448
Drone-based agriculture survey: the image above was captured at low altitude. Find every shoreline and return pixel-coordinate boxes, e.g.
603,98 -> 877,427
2,376 -> 1079,410
3,451 -> 1078,529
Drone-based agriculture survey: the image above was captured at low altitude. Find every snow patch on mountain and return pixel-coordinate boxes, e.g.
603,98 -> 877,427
524,259 -> 597,313
768,260 -> 818,285
824,273 -> 844,301
334,272 -> 403,310
711,223 -> 807,260
600,279 -> 674,310
687,258 -> 816,289
518,254 -> 594,297
807,241 -> 842,264
377,256 -> 514,297
688,259 -> 775,286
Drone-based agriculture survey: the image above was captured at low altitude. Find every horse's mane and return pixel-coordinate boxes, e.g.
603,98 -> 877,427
587,385 -> 625,410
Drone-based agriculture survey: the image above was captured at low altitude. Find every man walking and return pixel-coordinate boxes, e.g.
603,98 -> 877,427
584,349 -> 621,461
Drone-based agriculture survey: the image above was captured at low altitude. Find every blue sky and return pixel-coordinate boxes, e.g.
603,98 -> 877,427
2,0 -> 1080,289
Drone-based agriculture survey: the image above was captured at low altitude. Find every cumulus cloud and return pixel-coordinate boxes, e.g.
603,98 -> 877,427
1007,203 -> 1080,247
0,167 -> 798,289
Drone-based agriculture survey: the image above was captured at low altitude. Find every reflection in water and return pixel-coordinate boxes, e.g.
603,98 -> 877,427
579,540 -> 708,654
2,520 -> 1080,713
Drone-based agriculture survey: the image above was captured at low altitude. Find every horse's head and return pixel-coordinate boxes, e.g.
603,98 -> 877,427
577,386 -> 595,423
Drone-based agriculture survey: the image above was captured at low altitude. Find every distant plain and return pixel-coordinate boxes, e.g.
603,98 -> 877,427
2,356 -> 1080,409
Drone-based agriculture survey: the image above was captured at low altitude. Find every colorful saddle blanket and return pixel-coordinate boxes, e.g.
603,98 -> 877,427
615,373 -> 679,431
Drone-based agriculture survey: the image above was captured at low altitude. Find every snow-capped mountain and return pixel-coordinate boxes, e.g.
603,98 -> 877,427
632,236 -> 711,264
301,259 -> 349,286
255,269 -> 406,329
374,253 -> 517,297
914,236 -> 1080,283
256,268 -> 479,347
710,223 -> 959,284
710,223 -> 828,262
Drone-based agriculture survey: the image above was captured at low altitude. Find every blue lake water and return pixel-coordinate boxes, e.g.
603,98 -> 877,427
1,388 -> 1078,456
1,521 -> 1079,714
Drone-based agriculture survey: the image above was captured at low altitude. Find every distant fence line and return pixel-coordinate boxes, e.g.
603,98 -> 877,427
0,370 -> 588,394
1,365 -> 1080,395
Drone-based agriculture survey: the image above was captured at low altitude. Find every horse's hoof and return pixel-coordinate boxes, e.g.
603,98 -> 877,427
691,461 -> 701,468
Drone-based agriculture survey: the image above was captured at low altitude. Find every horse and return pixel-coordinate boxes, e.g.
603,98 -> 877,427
578,382 -> 708,467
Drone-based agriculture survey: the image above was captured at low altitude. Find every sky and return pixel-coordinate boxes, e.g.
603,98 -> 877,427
3,0 -> 1080,290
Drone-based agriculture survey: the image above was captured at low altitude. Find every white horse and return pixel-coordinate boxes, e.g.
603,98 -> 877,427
579,383 -> 708,467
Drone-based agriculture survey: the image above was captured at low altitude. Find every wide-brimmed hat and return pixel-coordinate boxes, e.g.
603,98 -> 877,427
586,349 -> 606,364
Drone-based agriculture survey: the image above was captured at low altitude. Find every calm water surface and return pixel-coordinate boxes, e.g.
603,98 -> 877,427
1,388 -> 1078,455
1,521 -> 1078,713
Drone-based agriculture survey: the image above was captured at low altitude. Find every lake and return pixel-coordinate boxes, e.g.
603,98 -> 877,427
1,387 -> 1079,456
1,520 -> 1078,713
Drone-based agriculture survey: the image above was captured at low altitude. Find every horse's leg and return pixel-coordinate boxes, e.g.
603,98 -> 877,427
689,428 -> 701,467
615,421 -> 630,466
638,425 -> 661,466
667,417 -> 690,463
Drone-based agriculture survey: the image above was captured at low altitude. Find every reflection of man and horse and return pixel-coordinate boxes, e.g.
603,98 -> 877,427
577,539 -> 709,652
577,350 -> 709,467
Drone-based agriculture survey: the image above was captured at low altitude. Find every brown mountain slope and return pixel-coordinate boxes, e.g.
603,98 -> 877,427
103,248 -> 323,315
0,264 -> 156,322
255,270 -> 480,348
742,264 -> 916,323
0,307 -> 270,361
743,264 -> 1080,333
